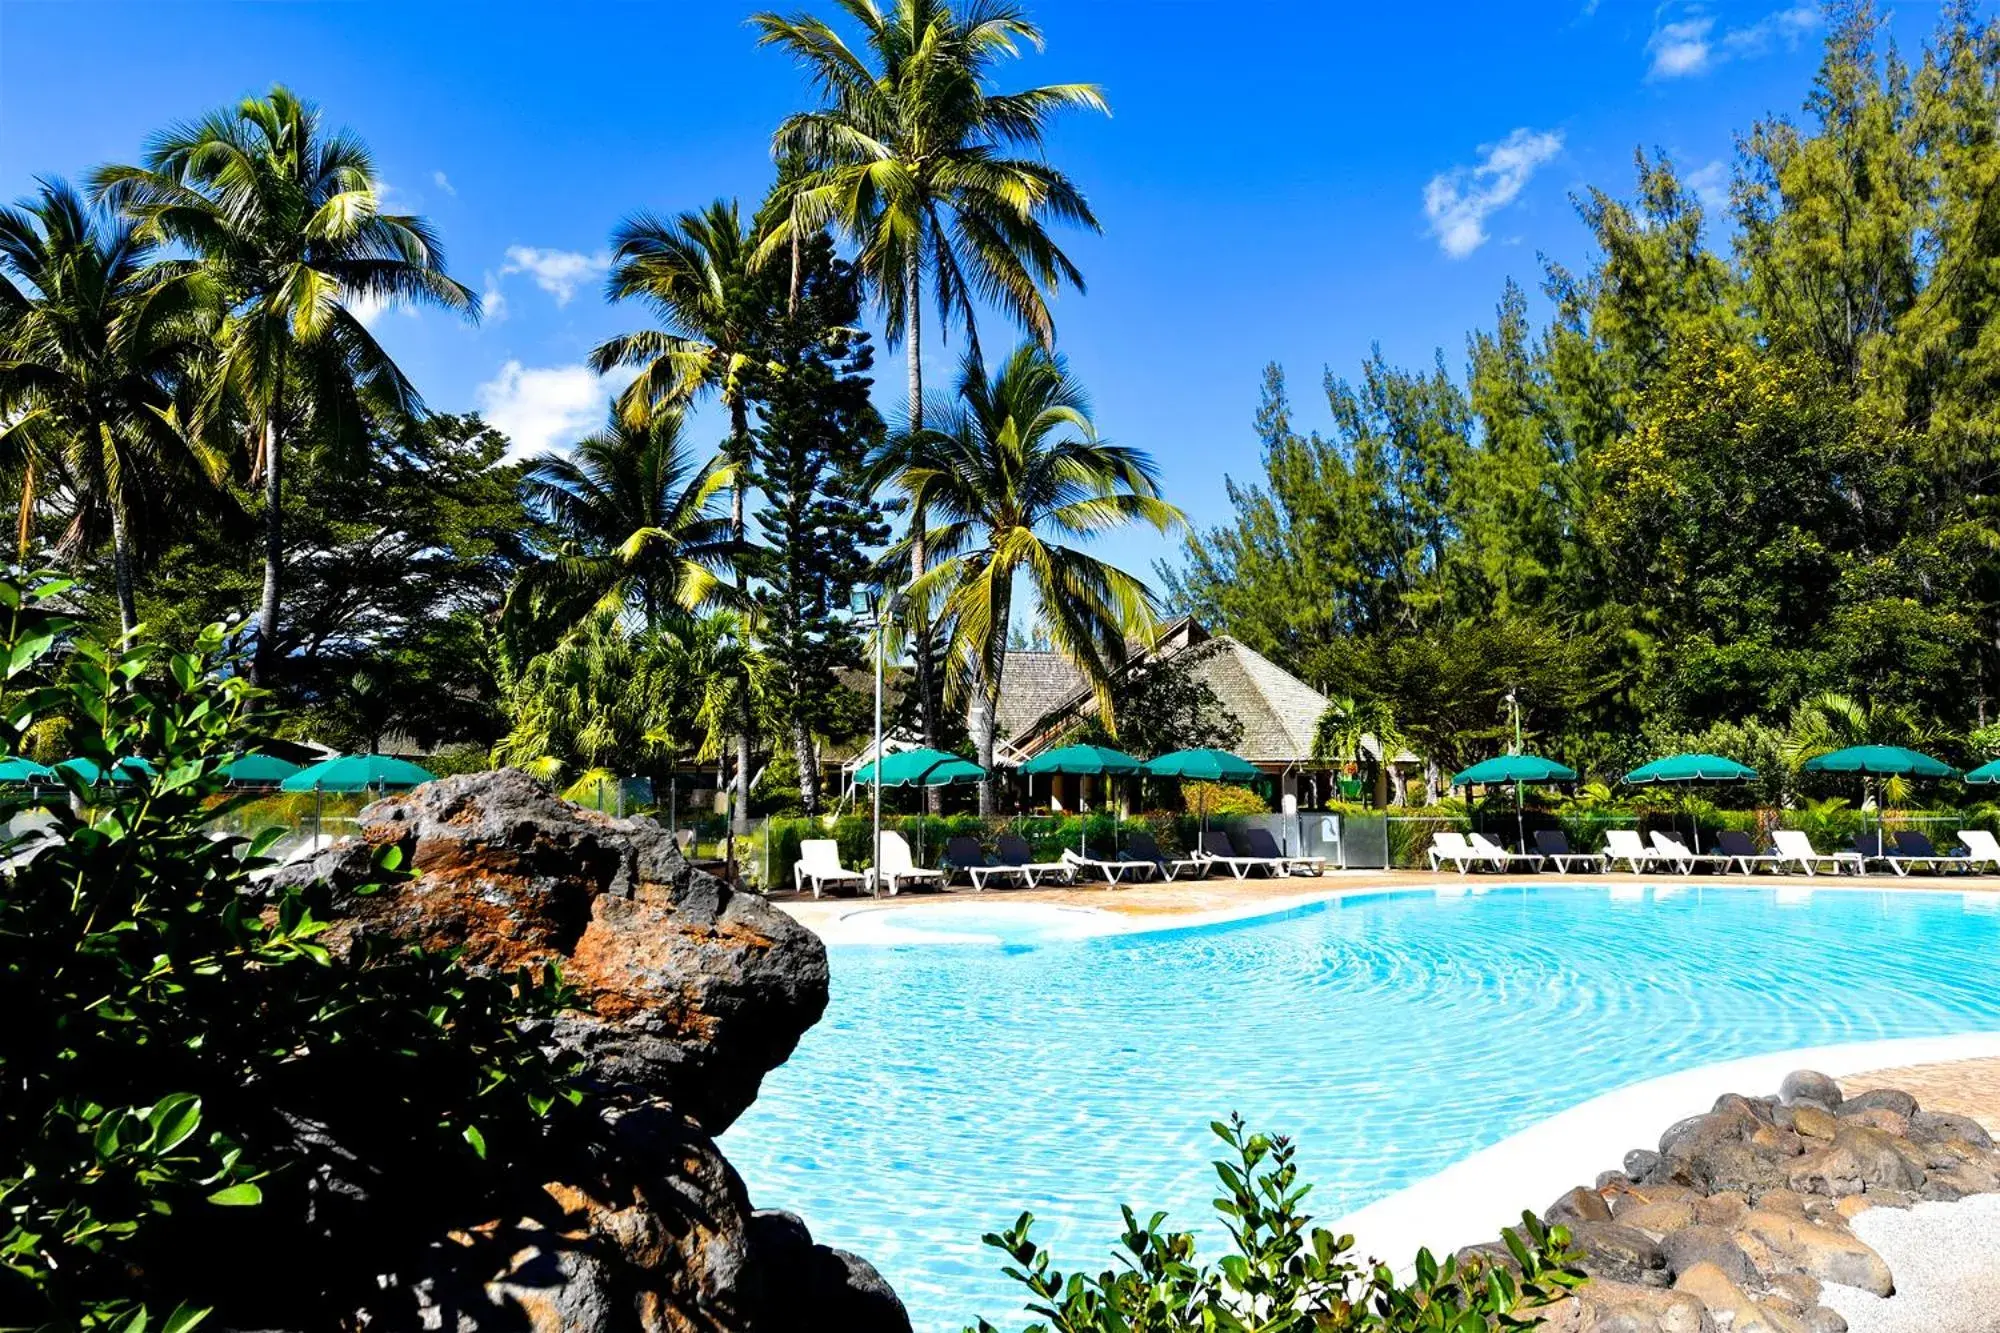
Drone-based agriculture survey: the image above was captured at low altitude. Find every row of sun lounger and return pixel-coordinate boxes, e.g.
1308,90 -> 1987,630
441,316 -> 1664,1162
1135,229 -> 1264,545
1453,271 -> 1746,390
792,828 -> 1327,897
1428,827 -> 2000,876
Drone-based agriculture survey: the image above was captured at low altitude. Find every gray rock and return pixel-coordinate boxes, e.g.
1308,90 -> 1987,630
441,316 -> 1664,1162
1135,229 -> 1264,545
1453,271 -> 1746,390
1598,1169 -> 1635,1191
1803,1309 -> 1847,1333
1566,1220 -> 1671,1287
1788,1126 -> 1926,1197
1909,1110 -> 1995,1151
1547,1184 -> 1615,1225
1659,1224 -> 1759,1286
1836,1088 -> 1918,1119
1780,1071 -> 1843,1109
1626,1148 -> 1664,1181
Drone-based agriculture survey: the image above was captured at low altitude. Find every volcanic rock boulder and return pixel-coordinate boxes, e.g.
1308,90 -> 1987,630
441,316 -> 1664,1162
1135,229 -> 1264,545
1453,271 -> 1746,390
266,769 -> 907,1333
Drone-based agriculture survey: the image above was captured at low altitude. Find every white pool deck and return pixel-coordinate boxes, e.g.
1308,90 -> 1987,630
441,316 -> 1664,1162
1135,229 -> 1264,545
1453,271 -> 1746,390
779,885 -> 2000,1278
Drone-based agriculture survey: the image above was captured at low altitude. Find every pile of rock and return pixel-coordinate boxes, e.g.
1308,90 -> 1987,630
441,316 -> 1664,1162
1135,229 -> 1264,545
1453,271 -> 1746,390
265,769 -> 911,1333
1481,1070 -> 2000,1333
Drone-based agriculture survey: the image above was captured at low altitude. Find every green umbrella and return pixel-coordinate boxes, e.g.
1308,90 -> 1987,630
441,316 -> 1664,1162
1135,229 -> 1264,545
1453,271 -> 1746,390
0,756 -> 54,782
1623,753 -> 1758,849
1020,745 -> 1144,854
1450,753 -> 1578,852
1802,745 -> 1957,854
1450,754 -> 1578,785
224,753 -> 302,786
57,756 -> 156,784
1146,748 -> 1261,782
280,754 -> 436,793
1967,758 -> 2000,785
852,748 -> 984,787
851,748 -> 983,864
1146,748 -> 1262,832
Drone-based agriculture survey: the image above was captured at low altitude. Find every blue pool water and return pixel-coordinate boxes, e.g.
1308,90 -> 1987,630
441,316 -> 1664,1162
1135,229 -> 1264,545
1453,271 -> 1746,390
720,885 -> 2000,1330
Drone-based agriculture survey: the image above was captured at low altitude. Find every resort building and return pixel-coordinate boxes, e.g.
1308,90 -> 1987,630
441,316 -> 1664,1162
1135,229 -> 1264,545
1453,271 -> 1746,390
993,617 -> 1410,808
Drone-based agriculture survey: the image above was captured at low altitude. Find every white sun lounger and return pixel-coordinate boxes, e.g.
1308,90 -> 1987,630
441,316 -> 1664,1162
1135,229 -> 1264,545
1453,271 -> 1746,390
1602,829 -> 1664,872
868,830 -> 946,895
994,834 -> 1072,886
1648,831 -> 1729,874
794,838 -> 866,898
1427,830 -> 1505,873
1468,832 -> 1545,872
1960,829 -> 2000,873
1195,831 -> 1284,878
1060,847 -> 1151,886
1770,829 -> 1863,877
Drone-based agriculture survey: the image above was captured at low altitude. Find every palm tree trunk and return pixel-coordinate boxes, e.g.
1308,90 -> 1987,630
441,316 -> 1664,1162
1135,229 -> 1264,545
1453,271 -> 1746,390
793,718 -> 820,815
108,492 -> 137,639
728,394 -> 750,542
972,581 -> 1012,815
903,255 -> 941,760
254,412 -> 283,685
734,718 -> 753,836
16,459 -> 35,563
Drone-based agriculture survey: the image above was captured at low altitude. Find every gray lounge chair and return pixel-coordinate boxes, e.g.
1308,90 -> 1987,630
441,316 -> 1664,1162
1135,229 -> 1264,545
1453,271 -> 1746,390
1061,842 -> 1152,886
995,834 -> 1072,886
1196,831 -> 1283,878
942,834 -> 1025,890
1233,827 -> 1325,876
1714,830 -> 1783,874
1532,829 -> 1603,874
1124,830 -> 1206,880
1883,830 -> 1967,876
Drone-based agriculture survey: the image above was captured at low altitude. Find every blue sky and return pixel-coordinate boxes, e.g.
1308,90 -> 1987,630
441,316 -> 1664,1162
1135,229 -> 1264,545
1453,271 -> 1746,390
0,1 -> 1936,585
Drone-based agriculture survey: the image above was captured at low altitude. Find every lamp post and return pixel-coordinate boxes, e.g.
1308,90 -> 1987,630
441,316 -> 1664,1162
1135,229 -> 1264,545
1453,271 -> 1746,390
850,587 -> 897,899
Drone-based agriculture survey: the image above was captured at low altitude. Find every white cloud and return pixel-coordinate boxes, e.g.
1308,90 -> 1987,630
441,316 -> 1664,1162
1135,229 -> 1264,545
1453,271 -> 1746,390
1423,128 -> 1564,259
1687,160 -> 1730,212
432,170 -> 456,197
480,270 -> 507,323
1648,18 -> 1714,78
1649,5 -> 1818,80
474,361 -> 634,461
499,245 -> 609,306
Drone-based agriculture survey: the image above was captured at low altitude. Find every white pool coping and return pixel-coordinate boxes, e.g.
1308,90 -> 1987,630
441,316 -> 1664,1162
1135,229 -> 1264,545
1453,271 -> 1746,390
1329,1031 -> 2000,1272
798,877 -> 2000,947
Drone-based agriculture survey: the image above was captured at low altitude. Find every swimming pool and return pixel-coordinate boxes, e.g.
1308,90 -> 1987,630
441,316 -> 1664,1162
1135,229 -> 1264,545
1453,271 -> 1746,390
720,884 -> 2000,1330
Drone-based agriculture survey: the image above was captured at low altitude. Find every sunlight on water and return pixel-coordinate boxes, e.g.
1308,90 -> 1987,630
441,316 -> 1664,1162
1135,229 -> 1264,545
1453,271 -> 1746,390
721,885 -> 2000,1330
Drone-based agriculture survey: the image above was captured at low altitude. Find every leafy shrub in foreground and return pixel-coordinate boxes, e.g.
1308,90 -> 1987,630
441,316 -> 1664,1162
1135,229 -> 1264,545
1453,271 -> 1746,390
970,1116 -> 1584,1332
0,577 -> 590,1331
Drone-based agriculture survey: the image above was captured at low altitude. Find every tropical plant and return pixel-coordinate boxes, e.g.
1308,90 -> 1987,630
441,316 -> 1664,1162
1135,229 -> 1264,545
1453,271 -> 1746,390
91,85 -> 477,681
691,606 -> 780,832
502,406 -> 736,666
492,608 -> 685,784
591,198 -> 772,537
1780,691 -> 1949,805
754,0 -> 1109,748
969,1114 -> 1585,1333
900,343 -> 1182,810
0,574 -> 586,1329
0,182 -> 227,630
1313,694 -> 1407,806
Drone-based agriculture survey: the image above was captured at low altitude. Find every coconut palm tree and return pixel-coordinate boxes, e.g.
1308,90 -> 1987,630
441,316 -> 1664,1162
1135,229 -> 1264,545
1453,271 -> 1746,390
502,405 -> 738,668
0,182 -> 226,631
90,85 -> 477,681
753,0 -> 1107,747
903,342 -> 1182,811
1312,694 -> 1408,806
589,199 -> 772,539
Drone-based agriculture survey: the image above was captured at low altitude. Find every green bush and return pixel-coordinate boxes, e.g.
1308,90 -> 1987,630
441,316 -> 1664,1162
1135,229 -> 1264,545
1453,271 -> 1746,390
0,578 -> 589,1329
969,1115 -> 1584,1332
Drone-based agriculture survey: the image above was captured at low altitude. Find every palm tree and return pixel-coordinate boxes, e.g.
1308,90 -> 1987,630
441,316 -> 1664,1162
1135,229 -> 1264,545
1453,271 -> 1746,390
1312,695 -> 1407,806
502,405 -> 738,668
590,199 -> 774,540
91,85 -> 477,682
753,0 -> 1107,747
690,606 -> 778,834
0,182 -> 225,632
903,342 -> 1182,811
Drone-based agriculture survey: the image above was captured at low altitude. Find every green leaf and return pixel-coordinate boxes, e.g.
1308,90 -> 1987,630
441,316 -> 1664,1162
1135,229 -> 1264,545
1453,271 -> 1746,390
147,1093 -> 203,1153
161,1304 -> 211,1333
462,1124 -> 487,1159
206,1183 -> 263,1207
